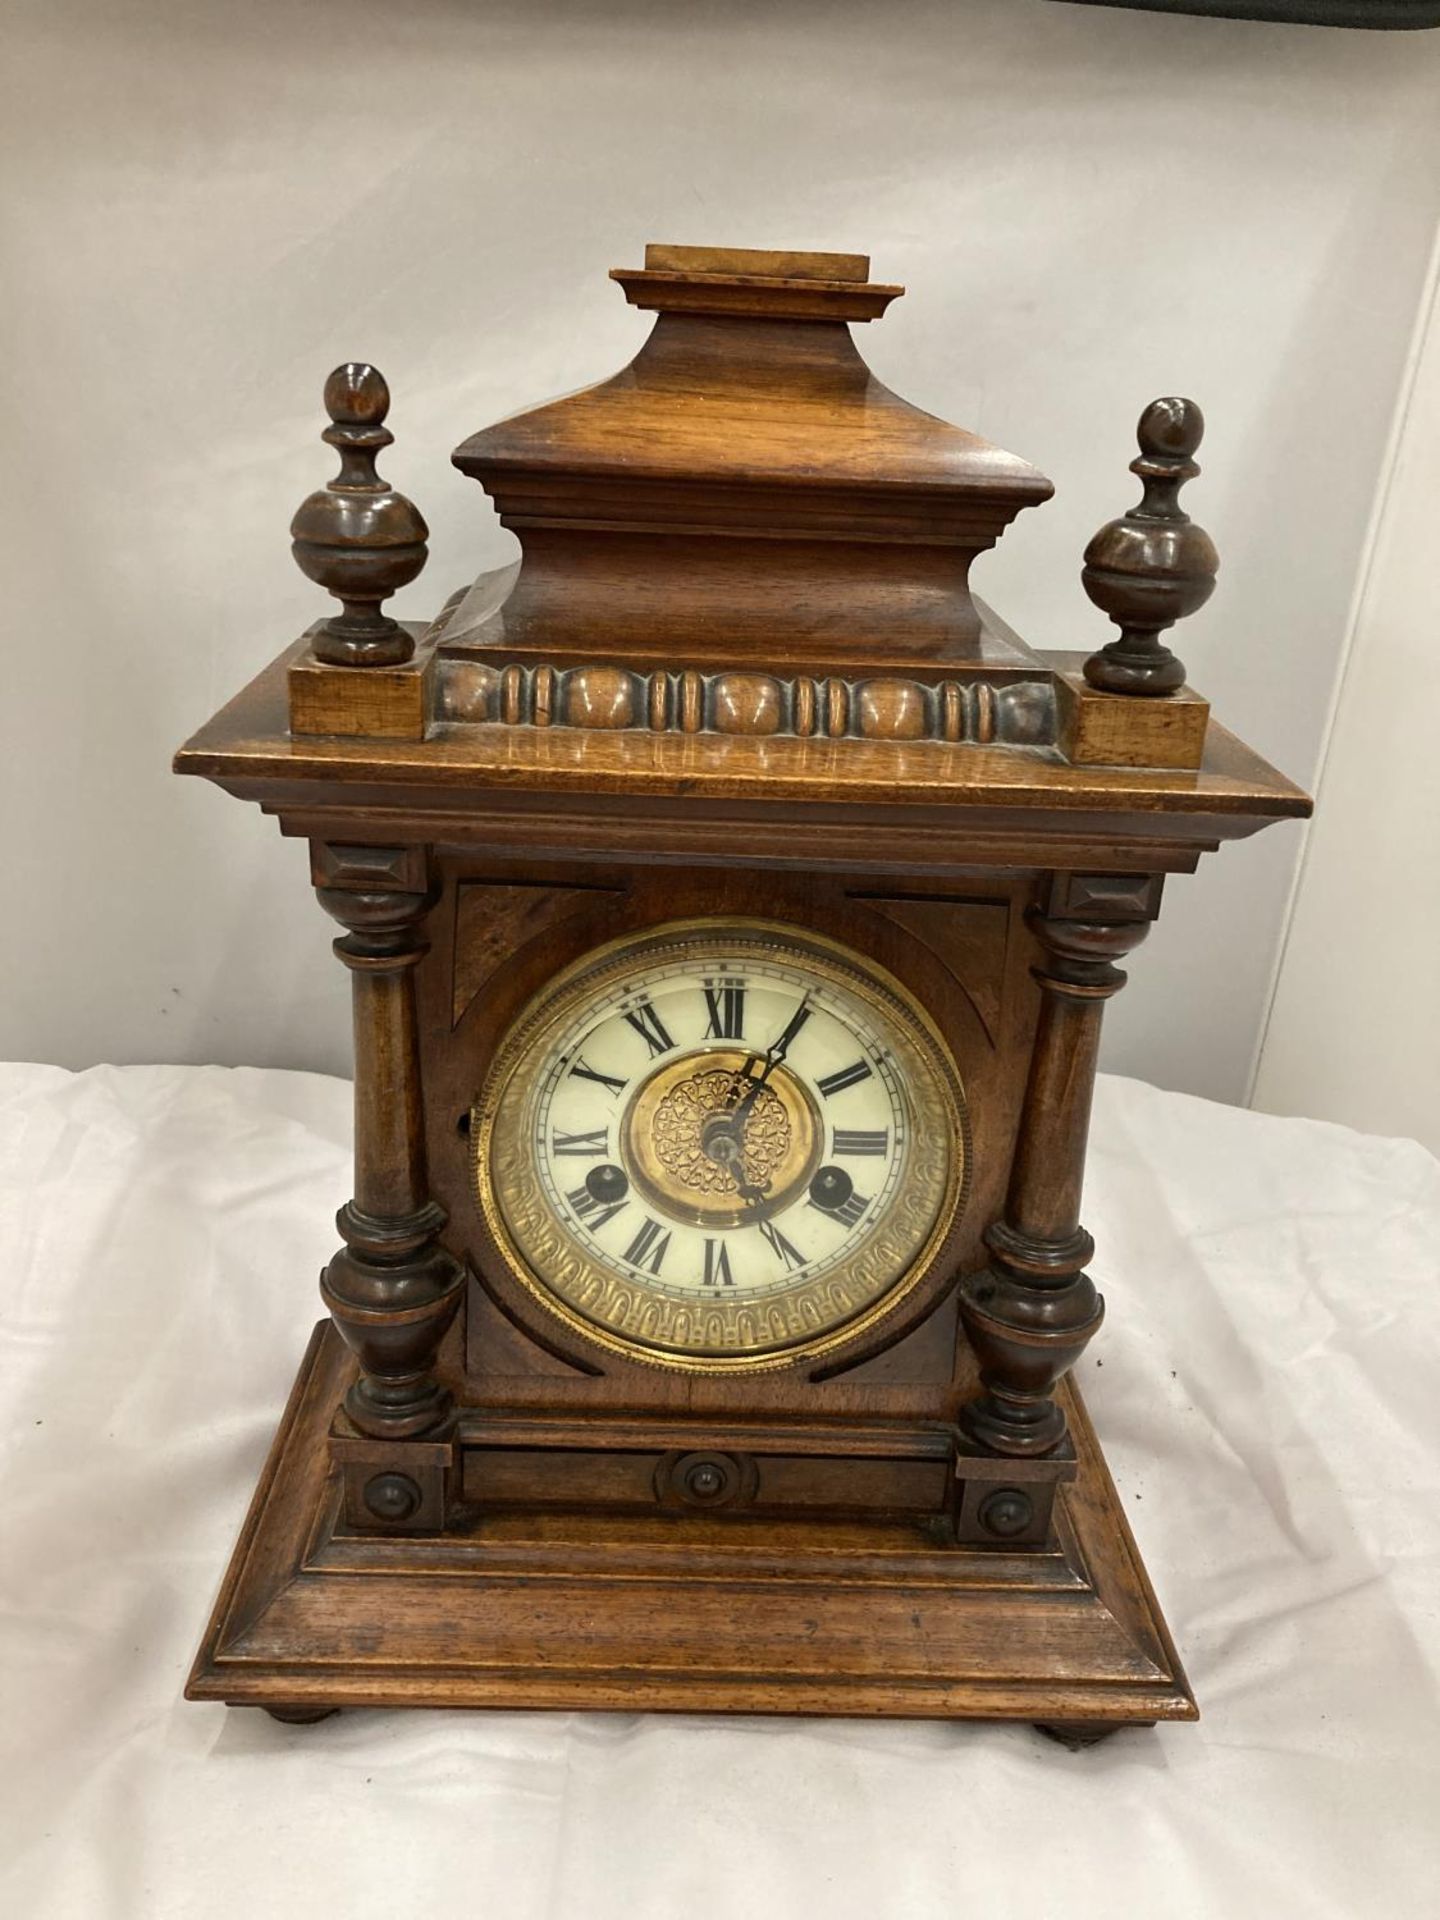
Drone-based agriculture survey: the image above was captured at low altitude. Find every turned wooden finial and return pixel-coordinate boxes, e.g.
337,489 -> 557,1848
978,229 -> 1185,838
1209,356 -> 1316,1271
1081,397 -> 1218,696
290,364 -> 428,668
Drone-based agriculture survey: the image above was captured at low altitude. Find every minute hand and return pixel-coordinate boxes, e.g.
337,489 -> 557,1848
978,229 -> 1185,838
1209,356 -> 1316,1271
729,994 -> 813,1124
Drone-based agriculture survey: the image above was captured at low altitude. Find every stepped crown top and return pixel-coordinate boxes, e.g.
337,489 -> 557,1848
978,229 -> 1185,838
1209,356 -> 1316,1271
454,243 -> 1052,523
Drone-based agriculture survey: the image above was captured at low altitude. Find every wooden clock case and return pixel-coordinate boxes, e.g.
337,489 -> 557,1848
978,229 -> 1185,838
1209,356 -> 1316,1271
177,247 -> 1308,1738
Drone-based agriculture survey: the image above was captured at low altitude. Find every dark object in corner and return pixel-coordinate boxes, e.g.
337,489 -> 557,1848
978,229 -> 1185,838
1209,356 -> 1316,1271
1056,0 -> 1440,25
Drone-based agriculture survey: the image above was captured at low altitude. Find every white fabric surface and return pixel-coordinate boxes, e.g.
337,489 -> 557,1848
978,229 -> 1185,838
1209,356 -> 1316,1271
2,1062 -> 1437,1919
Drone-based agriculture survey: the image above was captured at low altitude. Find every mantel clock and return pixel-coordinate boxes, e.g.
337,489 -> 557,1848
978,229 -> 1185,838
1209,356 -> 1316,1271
177,245 -> 1309,1740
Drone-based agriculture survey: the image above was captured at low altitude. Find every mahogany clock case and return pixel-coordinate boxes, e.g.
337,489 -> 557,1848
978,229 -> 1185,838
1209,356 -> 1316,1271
178,244 -> 1310,1733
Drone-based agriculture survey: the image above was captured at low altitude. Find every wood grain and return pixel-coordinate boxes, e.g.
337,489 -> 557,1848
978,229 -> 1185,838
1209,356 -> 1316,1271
1054,657 -> 1211,770
177,243 -> 1309,1733
185,1321 -> 1197,1727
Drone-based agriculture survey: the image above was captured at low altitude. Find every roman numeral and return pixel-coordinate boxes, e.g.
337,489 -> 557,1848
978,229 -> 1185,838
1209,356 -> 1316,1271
569,1057 -> 627,1095
566,1185 -> 625,1231
622,998 -> 675,1058
817,1059 -> 873,1099
702,977 -> 746,1042
810,1189 -> 870,1229
832,1128 -> 888,1157
623,1217 -> 672,1274
550,1128 -> 609,1157
757,1219 -> 805,1271
703,1238 -> 735,1287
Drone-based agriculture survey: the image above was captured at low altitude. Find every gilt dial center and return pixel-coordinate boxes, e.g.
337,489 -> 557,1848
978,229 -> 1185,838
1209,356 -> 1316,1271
624,1047 -> 821,1230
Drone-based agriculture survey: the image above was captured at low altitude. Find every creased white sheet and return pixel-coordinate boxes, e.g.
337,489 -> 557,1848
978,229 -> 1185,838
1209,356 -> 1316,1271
1,1063 -> 1437,1920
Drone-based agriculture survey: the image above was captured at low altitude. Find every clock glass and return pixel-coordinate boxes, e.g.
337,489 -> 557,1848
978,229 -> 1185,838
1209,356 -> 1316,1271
472,922 -> 967,1369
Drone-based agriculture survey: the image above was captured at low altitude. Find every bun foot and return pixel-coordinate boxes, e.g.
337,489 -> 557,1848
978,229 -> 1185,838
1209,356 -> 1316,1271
263,1704 -> 339,1725
1034,1720 -> 1153,1749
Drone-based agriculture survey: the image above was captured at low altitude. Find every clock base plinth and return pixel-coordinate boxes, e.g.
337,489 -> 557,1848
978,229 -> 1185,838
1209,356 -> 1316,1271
187,1322 -> 1196,1732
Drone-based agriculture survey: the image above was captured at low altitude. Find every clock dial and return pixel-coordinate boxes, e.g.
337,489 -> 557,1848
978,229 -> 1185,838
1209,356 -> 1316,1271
473,923 -> 967,1370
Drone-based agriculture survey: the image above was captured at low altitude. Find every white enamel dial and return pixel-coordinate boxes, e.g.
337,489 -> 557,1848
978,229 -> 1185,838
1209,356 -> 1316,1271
474,923 -> 965,1369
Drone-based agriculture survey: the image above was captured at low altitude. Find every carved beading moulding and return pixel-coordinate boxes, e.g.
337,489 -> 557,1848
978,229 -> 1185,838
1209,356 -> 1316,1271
436,657 -> 1057,746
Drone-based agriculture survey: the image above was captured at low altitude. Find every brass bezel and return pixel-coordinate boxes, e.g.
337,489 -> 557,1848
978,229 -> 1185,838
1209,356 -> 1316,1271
470,918 -> 971,1374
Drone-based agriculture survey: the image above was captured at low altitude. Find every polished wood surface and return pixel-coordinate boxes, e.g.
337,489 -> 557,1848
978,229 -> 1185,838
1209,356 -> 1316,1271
431,866 -> 1025,1419
452,247 -> 1049,669
1082,398 -> 1218,696
1055,657 -> 1211,769
180,644 -> 1305,826
959,879 -> 1161,1458
186,1320 -> 1196,1726
612,242 -> 905,322
288,620 -> 437,740
178,243 -> 1312,1735
641,243 -> 874,282
290,365 -> 428,669
312,849 -> 463,1452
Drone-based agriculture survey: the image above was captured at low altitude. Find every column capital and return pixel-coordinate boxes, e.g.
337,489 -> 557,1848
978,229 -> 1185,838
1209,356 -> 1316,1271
315,884 -> 436,966
311,840 -> 436,962
1028,909 -> 1153,995
1029,872 -> 1164,993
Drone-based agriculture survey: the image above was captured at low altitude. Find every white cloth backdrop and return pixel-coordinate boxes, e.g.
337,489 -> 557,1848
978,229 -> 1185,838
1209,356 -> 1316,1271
2,1063 -> 1437,1919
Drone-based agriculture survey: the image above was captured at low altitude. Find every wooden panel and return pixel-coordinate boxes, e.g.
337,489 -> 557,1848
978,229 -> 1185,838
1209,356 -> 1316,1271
461,1448 -> 952,1518
426,862 -> 1032,1409
451,878 -> 620,1027
643,244 -> 872,283
456,260 -> 1046,660
288,624 -> 438,739
850,894 -> 1010,1046
1055,657 -> 1211,769
186,1322 -> 1196,1727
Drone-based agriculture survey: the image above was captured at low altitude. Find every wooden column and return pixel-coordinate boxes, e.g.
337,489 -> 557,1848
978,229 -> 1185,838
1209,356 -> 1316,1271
312,843 -> 462,1440
958,873 -> 1163,1458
